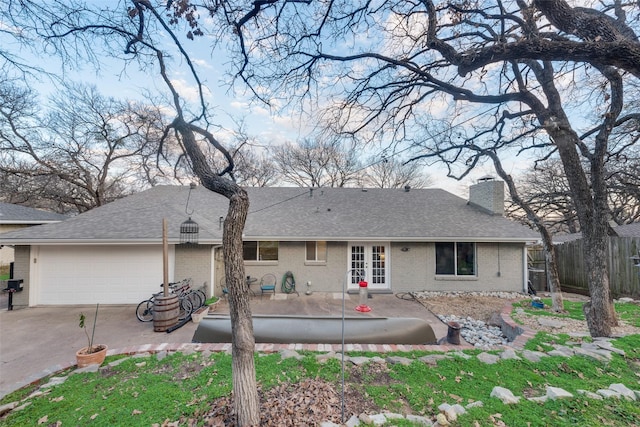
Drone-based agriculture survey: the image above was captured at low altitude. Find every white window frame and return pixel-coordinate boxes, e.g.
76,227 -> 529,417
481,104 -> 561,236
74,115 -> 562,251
305,241 -> 327,264
243,241 -> 279,262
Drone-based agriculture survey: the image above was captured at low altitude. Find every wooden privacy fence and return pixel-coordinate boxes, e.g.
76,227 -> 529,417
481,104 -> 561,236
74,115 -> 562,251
554,237 -> 640,298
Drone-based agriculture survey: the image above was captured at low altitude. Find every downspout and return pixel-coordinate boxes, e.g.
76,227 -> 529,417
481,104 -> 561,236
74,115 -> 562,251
522,246 -> 528,293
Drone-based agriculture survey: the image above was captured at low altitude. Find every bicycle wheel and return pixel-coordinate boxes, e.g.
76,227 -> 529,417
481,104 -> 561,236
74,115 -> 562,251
178,297 -> 193,321
188,289 -> 204,310
136,299 -> 154,322
195,289 -> 207,306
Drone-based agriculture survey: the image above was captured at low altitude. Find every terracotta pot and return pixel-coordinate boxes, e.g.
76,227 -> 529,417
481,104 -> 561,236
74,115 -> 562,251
76,345 -> 108,368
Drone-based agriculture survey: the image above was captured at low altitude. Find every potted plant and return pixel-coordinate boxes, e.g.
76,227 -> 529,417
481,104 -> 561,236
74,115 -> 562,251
204,296 -> 220,313
76,304 -> 107,368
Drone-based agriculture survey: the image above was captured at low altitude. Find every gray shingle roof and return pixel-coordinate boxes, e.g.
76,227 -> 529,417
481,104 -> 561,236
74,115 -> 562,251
0,185 -> 538,244
0,203 -> 68,224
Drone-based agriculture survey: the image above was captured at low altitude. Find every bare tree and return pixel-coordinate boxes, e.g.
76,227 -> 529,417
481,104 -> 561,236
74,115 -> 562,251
0,81 -> 169,213
506,159 -> 579,234
362,156 -> 432,189
508,153 -> 640,233
207,123 -> 279,187
223,0 -> 640,337
5,1 -> 261,424
272,137 -> 363,187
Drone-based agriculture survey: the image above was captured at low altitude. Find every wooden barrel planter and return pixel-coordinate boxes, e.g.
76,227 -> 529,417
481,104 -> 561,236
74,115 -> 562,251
153,294 -> 179,332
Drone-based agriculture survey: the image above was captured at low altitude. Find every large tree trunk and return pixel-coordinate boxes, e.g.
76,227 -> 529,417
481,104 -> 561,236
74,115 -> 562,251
175,117 -> 260,426
543,122 -> 616,336
223,190 -> 260,426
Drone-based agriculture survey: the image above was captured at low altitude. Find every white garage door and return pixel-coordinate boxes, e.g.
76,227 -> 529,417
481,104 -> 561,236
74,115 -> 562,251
33,245 -> 174,305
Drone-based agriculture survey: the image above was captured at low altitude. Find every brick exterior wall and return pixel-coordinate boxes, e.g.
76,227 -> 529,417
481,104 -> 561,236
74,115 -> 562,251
174,245 -> 214,297
468,179 -> 505,215
242,241 -> 525,294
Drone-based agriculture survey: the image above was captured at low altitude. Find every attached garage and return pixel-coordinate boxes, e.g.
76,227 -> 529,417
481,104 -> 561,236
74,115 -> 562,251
29,245 -> 174,305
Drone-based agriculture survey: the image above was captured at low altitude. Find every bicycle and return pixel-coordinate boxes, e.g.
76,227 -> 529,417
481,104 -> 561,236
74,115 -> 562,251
135,279 -> 199,322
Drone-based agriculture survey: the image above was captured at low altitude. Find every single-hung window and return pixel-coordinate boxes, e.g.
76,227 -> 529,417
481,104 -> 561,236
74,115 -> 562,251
306,241 -> 327,262
435,242 -> 476,276
243,241 -> 279,261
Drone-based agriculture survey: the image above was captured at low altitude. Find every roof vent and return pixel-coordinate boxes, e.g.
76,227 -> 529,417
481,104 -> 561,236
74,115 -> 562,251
404,185 -> 411,192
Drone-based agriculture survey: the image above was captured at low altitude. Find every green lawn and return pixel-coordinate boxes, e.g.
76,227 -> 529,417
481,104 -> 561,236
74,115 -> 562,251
513,298 -> 640,327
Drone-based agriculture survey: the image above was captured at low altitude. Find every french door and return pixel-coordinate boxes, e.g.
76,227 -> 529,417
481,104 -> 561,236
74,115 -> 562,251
348,242 -> 390,291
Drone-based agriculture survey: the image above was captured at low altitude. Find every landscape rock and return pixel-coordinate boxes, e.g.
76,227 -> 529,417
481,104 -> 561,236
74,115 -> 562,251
608,384 -> 637,400
419,354 -> 450,365
316,351 -> 337,363
345,415 -> 360,427
522,350 -> 547,362
367,413 -> 388,425
597,389 -> 622,399
537,318 -> 565,329
348,356 -> 371,366
477,352 -> 499,364
546,386 -> 573,400
490,386 -> 520,404
0,401 -> 18,417
577,389 -> 603,400
465,401 -> 484,409
108,356 -> 132,367
279,349 -> 303,361
435,412 -> 450,425
386,356 -> 413,366
499,349 -> 521,360
574,347 -> 612,362
592,340 -> 625,355
406,413 -> 433,425
41,376 -> 68,388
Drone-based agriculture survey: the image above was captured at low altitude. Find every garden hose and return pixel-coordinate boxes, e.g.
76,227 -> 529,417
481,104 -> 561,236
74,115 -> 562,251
281,271 -> 297,294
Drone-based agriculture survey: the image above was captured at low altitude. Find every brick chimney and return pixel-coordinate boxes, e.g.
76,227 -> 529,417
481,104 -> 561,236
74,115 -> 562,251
468,176 -> 504,216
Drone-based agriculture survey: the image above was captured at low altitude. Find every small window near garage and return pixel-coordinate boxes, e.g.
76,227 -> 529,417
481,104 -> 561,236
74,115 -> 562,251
436,242 -> 476,276
306,241 -> 327,262
243,241 -> 279,261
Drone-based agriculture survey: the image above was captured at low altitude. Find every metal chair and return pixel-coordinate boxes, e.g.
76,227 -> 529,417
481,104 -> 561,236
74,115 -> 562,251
259,273 -> 277,297
219,276 -> 229,298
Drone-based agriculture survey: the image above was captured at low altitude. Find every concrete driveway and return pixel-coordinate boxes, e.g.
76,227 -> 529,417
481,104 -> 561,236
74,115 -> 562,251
0,292 -> 446,399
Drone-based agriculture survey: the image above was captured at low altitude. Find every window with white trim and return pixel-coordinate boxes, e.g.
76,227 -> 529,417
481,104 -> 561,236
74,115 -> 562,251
435,242 -> 476,276
305,241 -> 327,262
243,241 -> 278,261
